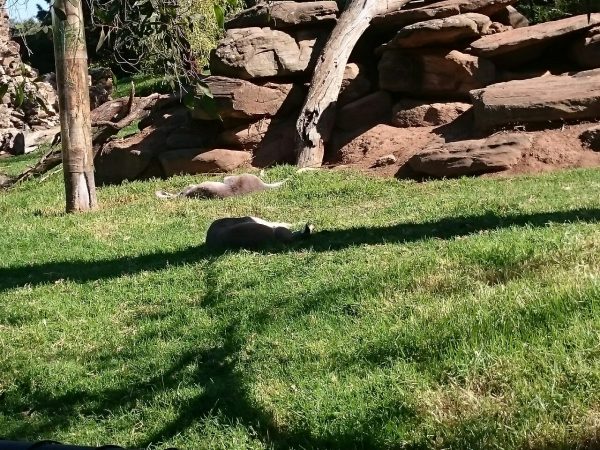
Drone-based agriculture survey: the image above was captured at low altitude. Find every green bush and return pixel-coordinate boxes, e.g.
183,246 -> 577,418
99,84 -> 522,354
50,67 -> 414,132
182,0 -> 245,71
516,0 -> 600,24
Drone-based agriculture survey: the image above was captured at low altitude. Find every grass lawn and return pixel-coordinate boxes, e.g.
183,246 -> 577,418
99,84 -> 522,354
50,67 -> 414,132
1,154 -> 600,449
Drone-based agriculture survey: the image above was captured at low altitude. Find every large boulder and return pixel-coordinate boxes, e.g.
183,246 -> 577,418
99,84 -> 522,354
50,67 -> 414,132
468,14 -> 600,66
193,76 -> 304,120
570,26 -> 600,69
409,133 -> 531,177
379,13 -> 492,50
94,126 -> 171,184
470,69 -> 600,129
379,49 -> 495,98
392,100 -> 472,127
210,27 -> 327,79
158,148 -> 252,176
372,0 -> 517,28
225,1 -> 338,29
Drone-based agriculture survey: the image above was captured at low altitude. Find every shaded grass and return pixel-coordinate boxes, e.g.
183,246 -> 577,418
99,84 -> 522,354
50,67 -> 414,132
1,165 -> 600,449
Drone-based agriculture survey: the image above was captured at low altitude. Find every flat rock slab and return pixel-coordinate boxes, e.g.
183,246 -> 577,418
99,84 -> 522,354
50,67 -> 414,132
379,49 -> 495,98
193,76 -> 304,120
392,100 -> 472,127
409,133 -> 531,177
468,13 -> 600,66
380,13 -> 492,50
372,0 -> 516,28
225,1 -> 338,29
210,27 -> 326,79
470,69 -> 600,129
159,148 -> 252,176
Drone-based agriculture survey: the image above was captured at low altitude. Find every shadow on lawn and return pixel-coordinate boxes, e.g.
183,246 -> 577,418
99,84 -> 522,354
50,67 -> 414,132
2,275 -> 412,449
4,209 -> 600,449
2,207 -> 600,294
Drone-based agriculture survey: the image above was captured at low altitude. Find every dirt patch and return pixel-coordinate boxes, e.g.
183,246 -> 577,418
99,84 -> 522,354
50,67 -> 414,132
323,120 -> 600,179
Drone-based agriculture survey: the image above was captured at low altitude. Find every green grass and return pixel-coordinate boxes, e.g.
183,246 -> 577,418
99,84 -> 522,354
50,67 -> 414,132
1,157 -> 600,449
113,74 -> 172,99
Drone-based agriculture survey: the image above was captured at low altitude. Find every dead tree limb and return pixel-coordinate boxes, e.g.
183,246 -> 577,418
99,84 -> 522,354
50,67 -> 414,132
3,93 -> 164,190
295,0 -> 410,168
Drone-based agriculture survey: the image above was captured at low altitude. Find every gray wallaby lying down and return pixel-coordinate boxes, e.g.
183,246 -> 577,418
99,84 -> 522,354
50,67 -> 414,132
155,173 -> 288,199
206,216 -> 315,249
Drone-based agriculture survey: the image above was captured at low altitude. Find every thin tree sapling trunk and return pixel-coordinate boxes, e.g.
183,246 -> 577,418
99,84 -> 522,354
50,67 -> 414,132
52,0 -> 97,212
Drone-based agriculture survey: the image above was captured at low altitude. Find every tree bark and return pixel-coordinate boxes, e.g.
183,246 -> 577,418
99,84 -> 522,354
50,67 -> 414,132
52,0 -> 97,212
295,0 -> 410,168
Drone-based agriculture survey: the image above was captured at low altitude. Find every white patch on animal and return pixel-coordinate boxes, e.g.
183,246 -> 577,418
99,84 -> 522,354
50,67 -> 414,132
155,173 -> 289,200
205,216 -> 314,249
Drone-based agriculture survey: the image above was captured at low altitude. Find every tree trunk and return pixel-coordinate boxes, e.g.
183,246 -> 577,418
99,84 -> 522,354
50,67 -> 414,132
52,0 -> 97,212
295,0 -> 410,168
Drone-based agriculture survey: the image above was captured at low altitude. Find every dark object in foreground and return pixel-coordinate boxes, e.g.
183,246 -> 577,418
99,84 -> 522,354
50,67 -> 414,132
206,216 -> 314,249
0,440 -> 178,449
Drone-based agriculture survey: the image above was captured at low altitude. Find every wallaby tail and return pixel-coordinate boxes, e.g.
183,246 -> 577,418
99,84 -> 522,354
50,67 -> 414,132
155,190 -> 179,200
264,177 -> 291,189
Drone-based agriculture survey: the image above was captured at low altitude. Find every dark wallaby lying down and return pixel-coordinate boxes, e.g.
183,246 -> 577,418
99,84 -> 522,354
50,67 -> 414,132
156,173 -> 288,199
206,216 -> 314,249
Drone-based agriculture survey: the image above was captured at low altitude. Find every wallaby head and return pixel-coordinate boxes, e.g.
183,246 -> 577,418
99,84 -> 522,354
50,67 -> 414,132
206,216 -> 314,250
155,173 -> 289,200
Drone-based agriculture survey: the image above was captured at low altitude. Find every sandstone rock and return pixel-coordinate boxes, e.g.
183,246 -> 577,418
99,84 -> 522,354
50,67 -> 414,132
218,117 -> 297,166
392,100 -> 472,127
379,13 -> 492,50
470,69 -> 600,129
468,14 -> 600,66
339,63 -> 371,107
94,126 -> 171,184
570,26 -> 600,69
379,49 -> 495,98
486,22 -> 512,34
335,91 -> 393,131
252,120 -> 298,167
158,148 -> 252,176
210,27 -> 326,79
372,154 -> 397,167
580,124 -> 600,151
491,6 -> 529,29
372,0 -> 517,28
193,76 -> 304,120
409,133 -> 531,177
220,118 -> 273,149
225,1 -> 338,29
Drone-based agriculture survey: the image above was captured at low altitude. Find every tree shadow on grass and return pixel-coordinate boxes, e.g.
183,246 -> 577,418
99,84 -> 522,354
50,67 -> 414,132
2,207 -> 600,294
2,276 -> 417,449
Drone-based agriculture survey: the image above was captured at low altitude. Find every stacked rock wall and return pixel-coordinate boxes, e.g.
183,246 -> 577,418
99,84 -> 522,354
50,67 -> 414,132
0,1 -> 59,155
94,0 -> 600,182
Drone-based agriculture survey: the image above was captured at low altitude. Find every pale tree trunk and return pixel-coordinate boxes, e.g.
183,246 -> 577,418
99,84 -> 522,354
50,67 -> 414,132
52,0 -> 97,212
295,0 -> 410,168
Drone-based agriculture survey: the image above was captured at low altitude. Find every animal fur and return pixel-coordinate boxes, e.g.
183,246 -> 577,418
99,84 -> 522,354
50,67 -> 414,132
205,216 -> 314,249
156,173 -> 288,200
